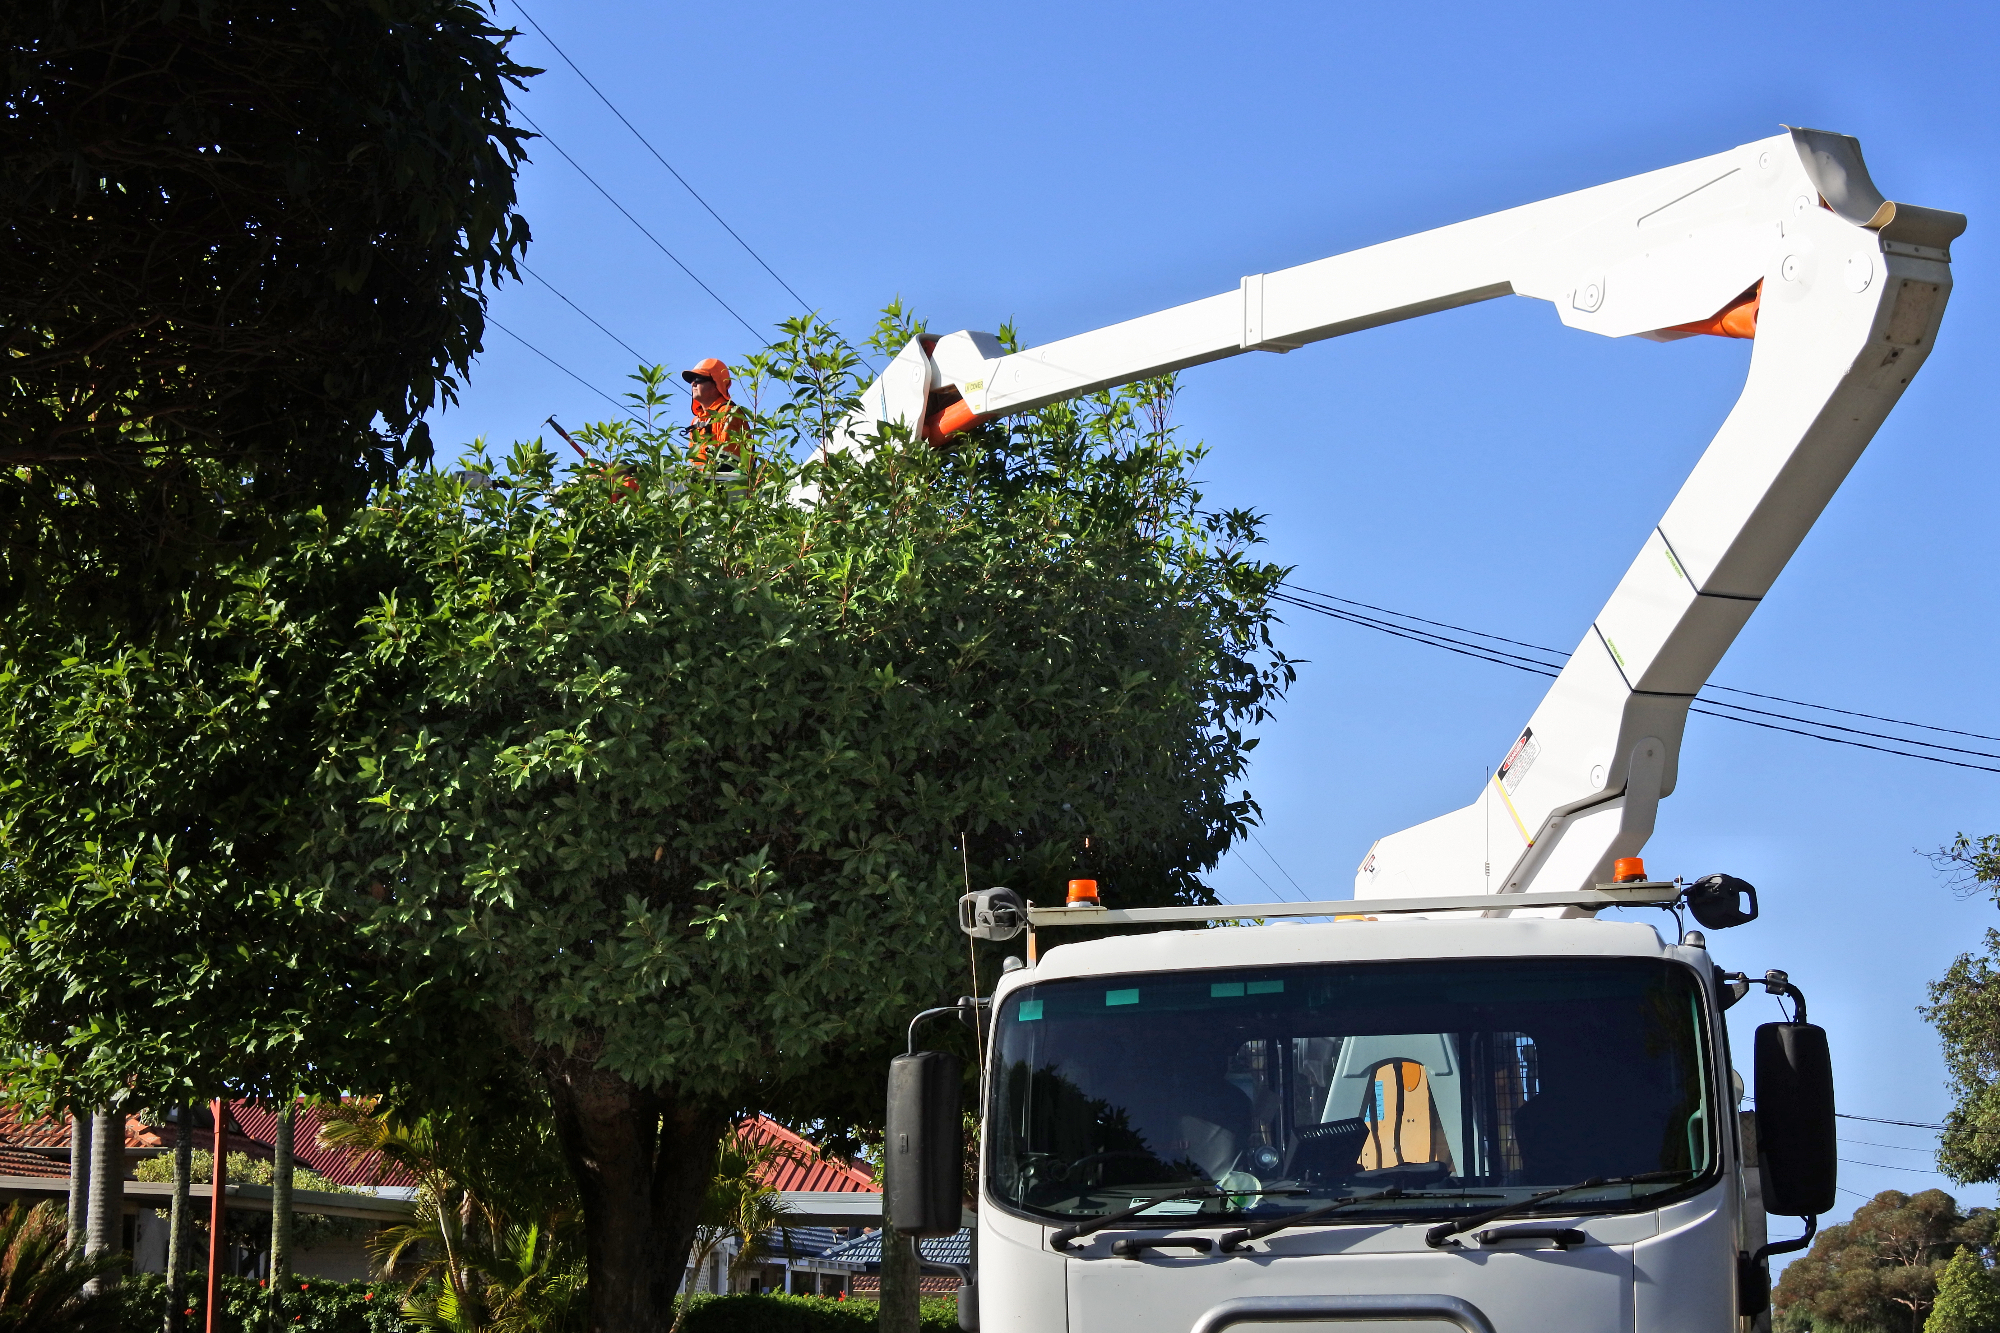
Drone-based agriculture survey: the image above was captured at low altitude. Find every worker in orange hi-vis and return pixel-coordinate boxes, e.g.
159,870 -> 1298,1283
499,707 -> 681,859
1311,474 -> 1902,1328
682,357 -> 750,475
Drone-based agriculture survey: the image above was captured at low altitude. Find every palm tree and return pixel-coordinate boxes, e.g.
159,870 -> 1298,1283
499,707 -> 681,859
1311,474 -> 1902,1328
318,1101 -> 582,1333
678,1127 -> 798,1324
0,1200 -> 125,1333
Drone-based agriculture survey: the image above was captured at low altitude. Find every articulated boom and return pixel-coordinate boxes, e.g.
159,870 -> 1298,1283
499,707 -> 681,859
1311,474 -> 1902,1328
830,128 -> 1962,902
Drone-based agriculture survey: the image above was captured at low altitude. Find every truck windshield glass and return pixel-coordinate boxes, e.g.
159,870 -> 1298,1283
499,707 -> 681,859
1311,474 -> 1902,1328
988,956 -> 1715,1224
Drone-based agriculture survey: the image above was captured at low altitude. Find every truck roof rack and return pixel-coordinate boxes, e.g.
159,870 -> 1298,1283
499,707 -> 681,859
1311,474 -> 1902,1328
1027,882 -> 1682,929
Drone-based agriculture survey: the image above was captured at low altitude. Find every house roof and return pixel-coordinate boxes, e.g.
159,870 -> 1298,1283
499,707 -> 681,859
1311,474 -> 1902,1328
738,1116 -> 877,1194
0,1104 -> 267,1179
231,1101 -> 415,1189
815,1227 -> 972,1272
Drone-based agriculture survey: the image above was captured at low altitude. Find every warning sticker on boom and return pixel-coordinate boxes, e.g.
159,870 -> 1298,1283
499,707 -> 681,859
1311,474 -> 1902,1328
1498,727 -> 1540,794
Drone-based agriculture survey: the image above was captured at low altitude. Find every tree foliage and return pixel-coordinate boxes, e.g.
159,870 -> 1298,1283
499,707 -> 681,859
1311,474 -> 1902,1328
1925,835 -> 2000,1184
1775,1189 -> 1997,1333
0,527 -> 488,1112
306,317 -> 1288,1107
1926,1250 -> 2000,1333
0,1200 -> 123,1333
681,1128 -> 796,1326
0,0 -> 534,612
0,312 -> 1291,1331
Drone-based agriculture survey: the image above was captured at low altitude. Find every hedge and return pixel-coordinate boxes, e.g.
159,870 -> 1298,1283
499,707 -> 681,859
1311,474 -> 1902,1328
118,1274 -> 412,1333
676,1294 -> 960,1332
118,1277 -> 960,1333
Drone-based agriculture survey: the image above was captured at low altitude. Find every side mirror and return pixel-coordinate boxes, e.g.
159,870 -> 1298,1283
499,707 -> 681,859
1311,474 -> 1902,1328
1687,874 -> 1759,930
959,888 -> 1026,941
1755,1022 -> 1836,1216
886,1050 -> 964,1236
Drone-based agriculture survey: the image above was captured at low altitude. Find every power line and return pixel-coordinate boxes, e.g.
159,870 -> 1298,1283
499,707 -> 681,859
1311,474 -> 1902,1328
1275,582 -> 2000,775
509,0 -> 813,315
486,316 -> 643,425
1229,847 -> 1288,902
1248,829 -> 1311,902
1684,704 -> 2000,775
1838,1112 -> 1945,1131
513,109 -> 763,340
1703,682 -> 2000,745
1839,1137 -> 1934,1153
520,261 -> 672,382
1840,1157 -> 1944,1175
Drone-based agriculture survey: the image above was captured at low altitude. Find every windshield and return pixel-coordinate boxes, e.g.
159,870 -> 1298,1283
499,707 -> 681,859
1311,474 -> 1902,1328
988,955 -> 1716,1225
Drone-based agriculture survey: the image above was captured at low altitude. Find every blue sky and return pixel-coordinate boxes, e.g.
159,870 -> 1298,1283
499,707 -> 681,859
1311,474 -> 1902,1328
438,0 -> 1999,1227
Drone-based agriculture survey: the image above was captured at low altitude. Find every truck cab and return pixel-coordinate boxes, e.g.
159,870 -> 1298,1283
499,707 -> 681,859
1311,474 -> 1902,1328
976,915 -> 1752,1332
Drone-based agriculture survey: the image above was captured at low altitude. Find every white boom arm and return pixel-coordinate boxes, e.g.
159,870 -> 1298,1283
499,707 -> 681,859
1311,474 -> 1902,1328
828,128 -> 1962,901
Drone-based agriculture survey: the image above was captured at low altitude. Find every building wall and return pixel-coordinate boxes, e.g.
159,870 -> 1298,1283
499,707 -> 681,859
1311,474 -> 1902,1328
127,1209 -> 381,1283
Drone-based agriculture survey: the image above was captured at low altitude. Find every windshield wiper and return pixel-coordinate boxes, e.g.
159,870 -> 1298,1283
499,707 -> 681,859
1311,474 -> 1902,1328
1423,1170 -> 1694,1248
1050,1187 -> 1215,1251
1218,1188 -> 1503,1253
1048,1187 -> 1305,1251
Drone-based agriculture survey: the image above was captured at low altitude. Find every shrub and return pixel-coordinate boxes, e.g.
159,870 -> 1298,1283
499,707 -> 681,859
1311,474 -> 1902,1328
119,1275 -> 412,1333
675,1293 -> 959,1333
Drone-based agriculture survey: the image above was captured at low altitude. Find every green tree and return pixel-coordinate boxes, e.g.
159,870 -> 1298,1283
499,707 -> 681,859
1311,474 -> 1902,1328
1774,1190 -> 1995,1333
1924,835 -> 2000,1183
0,0 -> 534,614
1928,1250 -> 2000,1333
320,1100 -> 582,1333
0,313 -> 1289,1333
680,1128 -> 796,1323
132,1148 -> 371,1256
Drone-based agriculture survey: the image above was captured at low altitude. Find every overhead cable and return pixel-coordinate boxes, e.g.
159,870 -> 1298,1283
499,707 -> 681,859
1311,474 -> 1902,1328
520,261 -> 672,382
512,109 -> 762,339
509,0 -> 813,314
1837,1112 -> 1945,1131
1249,829 -> 1311,901
1228,846 -> 1291,903
1839,1157 -> 1943,1175
1275,583 -> 2000,775
487,316 -> 644,425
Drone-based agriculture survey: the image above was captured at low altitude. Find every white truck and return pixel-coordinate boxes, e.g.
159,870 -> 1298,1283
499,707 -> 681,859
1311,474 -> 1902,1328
874,128 -> 1963,1332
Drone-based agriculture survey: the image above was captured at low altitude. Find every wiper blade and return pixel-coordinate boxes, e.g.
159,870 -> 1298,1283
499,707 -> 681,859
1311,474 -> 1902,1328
1048,1187 -> 1305,1250
1423,1170 -> 1694,1249
1049,1187 -> 1211,1250
1218,1189 -> 1504,1253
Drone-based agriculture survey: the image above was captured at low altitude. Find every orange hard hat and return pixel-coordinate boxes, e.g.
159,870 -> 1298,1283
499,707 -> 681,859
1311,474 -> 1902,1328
681,357 -> 732,397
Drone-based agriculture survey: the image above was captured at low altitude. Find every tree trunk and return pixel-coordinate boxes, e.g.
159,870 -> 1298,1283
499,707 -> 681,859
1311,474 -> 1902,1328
165,1105 -> 192,1333
532,1045 -> 729,1333
878,1231 -> 920,1333
84,1106 -> 125,1294
268,1102 -> 294,1332
67,1111 -> 91,1249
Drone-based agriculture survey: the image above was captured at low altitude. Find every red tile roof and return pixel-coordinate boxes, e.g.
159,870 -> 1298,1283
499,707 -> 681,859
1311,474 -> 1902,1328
231,1101 -> 415,1189
0,1146 -> 67,1179
739,1116 -> 878,1193
0,1104 -> 267,1174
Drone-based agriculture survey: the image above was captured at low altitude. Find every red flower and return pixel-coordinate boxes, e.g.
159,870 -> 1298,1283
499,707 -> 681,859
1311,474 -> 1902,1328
364,1294 -> 374,1301
260,1279 -> 268,1287
300,1284 -> 310,1291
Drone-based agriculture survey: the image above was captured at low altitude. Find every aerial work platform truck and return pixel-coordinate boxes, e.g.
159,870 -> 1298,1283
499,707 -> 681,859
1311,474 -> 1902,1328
868,129 -> 1963,1333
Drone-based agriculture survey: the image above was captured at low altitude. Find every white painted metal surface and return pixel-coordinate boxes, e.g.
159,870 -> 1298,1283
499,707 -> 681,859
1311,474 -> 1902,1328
830,128 -> 1961,908
979,918 -> 1751,1332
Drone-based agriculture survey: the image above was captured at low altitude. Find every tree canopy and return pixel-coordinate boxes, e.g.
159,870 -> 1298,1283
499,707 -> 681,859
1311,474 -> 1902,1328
0,0 -> 534,613
0,314 -> 1292,1331
1774,1189 -> 1996,1333
1924,834 -> 2000,1184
